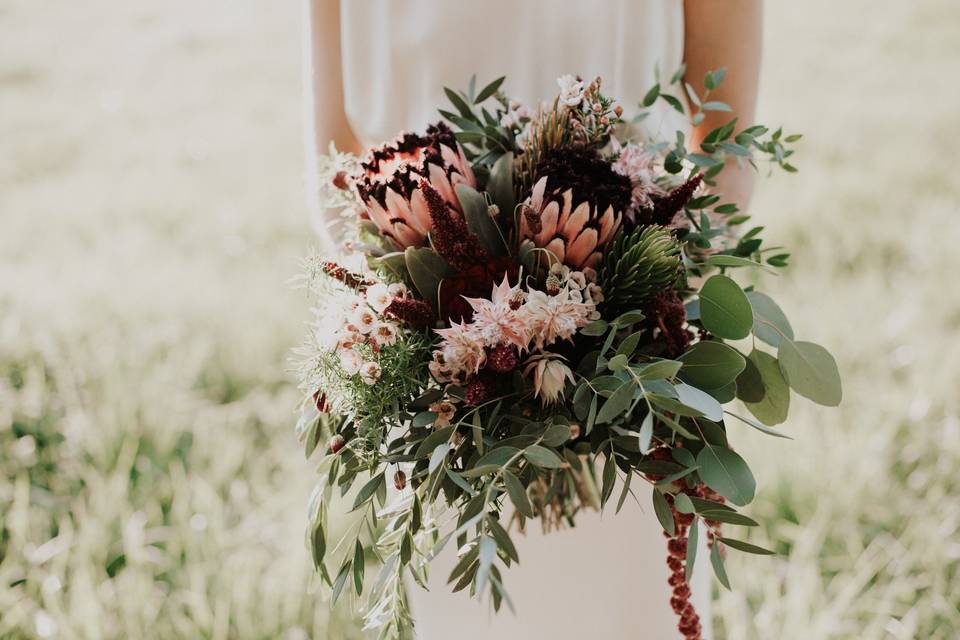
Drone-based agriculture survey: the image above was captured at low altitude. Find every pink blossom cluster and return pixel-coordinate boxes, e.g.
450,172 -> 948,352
330,281 -> 409,385
429,266 -> 602,403
611,140 -> 666,212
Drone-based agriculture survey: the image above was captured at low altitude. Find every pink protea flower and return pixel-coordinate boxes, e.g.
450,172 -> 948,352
518,146 -> 630,270
355,123 -> 476,249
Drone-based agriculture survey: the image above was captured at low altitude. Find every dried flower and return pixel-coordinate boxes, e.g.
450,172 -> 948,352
429,400 -> 457,427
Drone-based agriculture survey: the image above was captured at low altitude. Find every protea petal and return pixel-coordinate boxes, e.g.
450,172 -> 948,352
366,200 -> 393,235
597,205 -> 617,245
566,228 -> 598,269
544,237 -> 567,264
392,222 -> 423,248
530,177 -> 548,211
355,122 -> 477,248
534,201 -> 561,246
409,188 -> 432,235
561,202 -> 591,245
556,189 -> 574,231
428,163 -> 456,208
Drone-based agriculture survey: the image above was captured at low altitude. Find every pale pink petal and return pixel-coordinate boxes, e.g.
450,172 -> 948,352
428,164 -> 456,207
566,228 -> 598,269
544,237 -> 567,264
365,200 -> 393,235
597,206 -> 616,245
556,189 -> 574,230
562,202 -> 591,245
409,189 -> 432,235
385,188 -> 413,223
530,177 -> 548,211
534,201 -> 560,246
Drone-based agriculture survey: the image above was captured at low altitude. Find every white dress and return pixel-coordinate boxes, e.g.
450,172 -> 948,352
336,2 -> 711,638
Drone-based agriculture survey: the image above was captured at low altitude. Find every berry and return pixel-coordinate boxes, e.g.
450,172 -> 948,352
487,345 -> 518,373
465,376 -> 495,406
394,470 -> 407,491
328,435 -> 345,454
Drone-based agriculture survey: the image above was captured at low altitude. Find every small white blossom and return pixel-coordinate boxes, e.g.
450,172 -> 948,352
557,74 -> 584,107
372,322 -> 398,347
387,282 -> 408,299
351,307 -> 377,334
339,349 -> 363,375
360,361 -> 382,385
365,283 -> 392,313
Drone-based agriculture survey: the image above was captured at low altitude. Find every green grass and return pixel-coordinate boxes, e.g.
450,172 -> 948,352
1,1 -> 958,638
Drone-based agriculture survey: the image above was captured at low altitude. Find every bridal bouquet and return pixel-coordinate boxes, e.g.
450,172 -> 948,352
296,68 -> 841,639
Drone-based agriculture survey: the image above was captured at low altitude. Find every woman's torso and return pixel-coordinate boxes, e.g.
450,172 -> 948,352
340,0 -> 687,145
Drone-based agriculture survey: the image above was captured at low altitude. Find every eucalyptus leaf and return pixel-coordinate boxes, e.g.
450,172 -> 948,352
674,382 -> 724,421
634,359 -> 683,381
778,338 -> 842,406
699,275 -> 754,340
738,350 -> 790,425
487,152 -> 516,218
597,382 -> 634,424
652,488 -> 675,536
524,445 -> 563,469
711,543 -> 731,589
746,291 -> 794,347
503,471 -> 533,518
686,518 -> 699,581
678,341 -> 746,390
696,444 -> 756,506
718,537 -> 777,555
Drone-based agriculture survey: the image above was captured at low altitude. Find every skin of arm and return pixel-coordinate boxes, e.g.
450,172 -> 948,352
683,0 -> 763,211
304,0 -> 361,248
305,0 -> 360,156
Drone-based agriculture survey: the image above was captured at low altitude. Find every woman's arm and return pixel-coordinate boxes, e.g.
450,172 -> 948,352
305,0 -> 360,155
304,0 -> 361,248
683,0 -> 763,211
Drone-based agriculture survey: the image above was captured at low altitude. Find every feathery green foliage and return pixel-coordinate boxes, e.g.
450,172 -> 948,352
599,226 -> 682,312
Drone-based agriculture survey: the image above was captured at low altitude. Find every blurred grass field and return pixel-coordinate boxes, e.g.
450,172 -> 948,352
1,1 -> 958,638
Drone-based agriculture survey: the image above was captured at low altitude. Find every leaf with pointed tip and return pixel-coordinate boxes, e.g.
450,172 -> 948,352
746,291 -> 794,347
456,184 -> 506,256
699,275 -> 754,339
711,543 -> 731,589
696,444 -> 756,506
652,488 -> 675,536
405,247 -> 450,308
778,338 -> 842,406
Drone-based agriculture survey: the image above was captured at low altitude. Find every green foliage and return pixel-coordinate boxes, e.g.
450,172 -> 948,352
599,226 -> 682,313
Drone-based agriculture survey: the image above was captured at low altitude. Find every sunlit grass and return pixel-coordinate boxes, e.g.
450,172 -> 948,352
1,0 -> 958,638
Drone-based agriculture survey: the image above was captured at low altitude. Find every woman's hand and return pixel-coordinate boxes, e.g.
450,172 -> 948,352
684,0 -> 763,211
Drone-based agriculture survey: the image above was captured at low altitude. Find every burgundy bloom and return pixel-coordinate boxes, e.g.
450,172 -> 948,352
383,297 -> 435,329
648,173 -> 703,227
